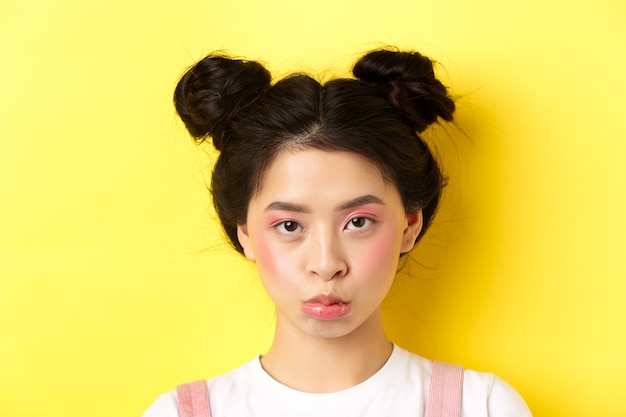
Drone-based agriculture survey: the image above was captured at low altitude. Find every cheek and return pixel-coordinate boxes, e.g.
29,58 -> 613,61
252,235 -> 295,287
356,232 -> 400,278
254,237 -> 278,273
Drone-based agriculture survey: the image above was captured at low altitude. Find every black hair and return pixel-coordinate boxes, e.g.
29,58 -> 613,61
174,49 -> 455,254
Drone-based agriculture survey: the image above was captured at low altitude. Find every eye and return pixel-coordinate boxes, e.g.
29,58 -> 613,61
275,220 -> 303,234
345,216 -> 374,231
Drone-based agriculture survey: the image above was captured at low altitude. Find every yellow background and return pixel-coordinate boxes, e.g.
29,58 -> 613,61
1,0 -> 625,416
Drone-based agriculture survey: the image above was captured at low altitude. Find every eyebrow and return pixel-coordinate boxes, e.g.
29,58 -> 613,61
264,194 -> 384,213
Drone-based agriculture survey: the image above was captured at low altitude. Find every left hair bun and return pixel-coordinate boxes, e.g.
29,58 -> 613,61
353,49 -> 455,132
174,54 -> 272,150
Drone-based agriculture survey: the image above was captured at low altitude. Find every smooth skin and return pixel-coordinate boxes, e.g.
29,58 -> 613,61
237,148 -> 423,393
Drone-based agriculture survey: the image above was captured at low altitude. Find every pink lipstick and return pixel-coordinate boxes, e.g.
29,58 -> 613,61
301,294 -> 351,320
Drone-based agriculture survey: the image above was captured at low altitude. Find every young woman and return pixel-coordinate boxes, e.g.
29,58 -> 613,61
143,48 -> 532,416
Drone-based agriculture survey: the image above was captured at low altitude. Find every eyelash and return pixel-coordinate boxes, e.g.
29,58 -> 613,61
345,216 -> 374,231
273,216 -> 375,235
274,221 -> 303,235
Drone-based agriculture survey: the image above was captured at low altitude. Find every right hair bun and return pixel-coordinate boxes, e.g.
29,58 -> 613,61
353,49 -> 455,132
174,54 -> 271,150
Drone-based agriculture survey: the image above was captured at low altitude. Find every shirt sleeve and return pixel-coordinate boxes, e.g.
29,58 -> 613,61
461,370 -> 532,417
141,391 -> 179,417
486,375 -> 532,417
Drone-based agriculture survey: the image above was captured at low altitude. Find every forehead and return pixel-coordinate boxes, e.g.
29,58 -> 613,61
252,148 -> 392,203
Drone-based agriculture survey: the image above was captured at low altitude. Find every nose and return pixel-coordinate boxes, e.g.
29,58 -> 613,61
306,229 -> 348,281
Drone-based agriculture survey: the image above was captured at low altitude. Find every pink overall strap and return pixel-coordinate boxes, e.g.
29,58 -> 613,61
176,380 -> 210,417
424,361 -> 464,417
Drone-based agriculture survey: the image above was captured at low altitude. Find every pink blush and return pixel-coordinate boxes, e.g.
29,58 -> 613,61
343,206 -> 383,222
254,238 -> 278,271
358,233 -> 397,272
264,213 -> 291,226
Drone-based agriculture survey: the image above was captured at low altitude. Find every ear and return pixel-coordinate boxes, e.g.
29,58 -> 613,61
400,209 -> 423,253
237,224 -> 256,261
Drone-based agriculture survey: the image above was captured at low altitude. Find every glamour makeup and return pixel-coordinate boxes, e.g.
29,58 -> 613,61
301,293 -> 351,320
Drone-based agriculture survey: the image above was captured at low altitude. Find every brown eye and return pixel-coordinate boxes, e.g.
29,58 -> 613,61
283,221 -> 299,232
276,221 -> 303,234
351,218 -> 366,228
346,217 -> 373,231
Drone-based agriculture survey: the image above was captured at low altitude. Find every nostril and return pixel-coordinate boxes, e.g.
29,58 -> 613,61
306,234 -> 348,280
314,264 -> 348,282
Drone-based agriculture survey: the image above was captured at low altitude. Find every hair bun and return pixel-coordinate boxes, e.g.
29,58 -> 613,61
353,49 -> 455,132
174,54 -> 271,150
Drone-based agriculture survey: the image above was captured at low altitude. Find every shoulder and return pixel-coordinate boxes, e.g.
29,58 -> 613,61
462,367 -> 532,416
400,348 -> 531,416
141,358 -> 255,417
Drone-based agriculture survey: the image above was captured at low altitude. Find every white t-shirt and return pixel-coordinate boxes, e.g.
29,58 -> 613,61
142,345 -> 531,416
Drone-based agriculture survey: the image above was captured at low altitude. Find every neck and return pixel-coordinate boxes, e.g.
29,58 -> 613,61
260,309 -> 392,393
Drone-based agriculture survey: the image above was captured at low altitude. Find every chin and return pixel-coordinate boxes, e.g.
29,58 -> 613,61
299,317 -> 364,340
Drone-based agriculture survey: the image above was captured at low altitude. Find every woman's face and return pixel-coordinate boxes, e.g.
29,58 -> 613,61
237,149 -> 422,340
